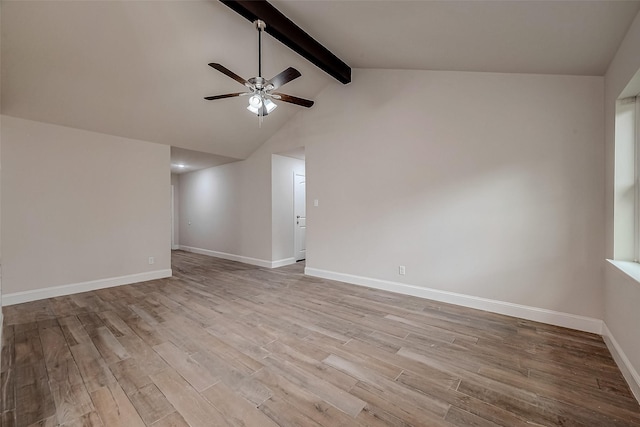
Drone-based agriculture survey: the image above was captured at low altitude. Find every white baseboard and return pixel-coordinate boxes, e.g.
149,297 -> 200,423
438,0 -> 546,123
271,258 -> 297,268
0,310 -> 3,367
602,323 -> 640,403
0,311 -> 3,329
304,267 -> 603,335
2,269 -> 172,306
179,245 -> 294,269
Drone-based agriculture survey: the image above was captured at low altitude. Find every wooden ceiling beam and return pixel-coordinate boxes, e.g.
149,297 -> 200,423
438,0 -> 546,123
220,0 -> 351,84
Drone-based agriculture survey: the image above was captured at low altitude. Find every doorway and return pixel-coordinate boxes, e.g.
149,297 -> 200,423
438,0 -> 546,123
294,173 -> 306,261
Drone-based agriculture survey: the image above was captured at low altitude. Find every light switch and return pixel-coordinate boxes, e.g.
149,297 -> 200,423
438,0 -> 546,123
314,199 -> 319,207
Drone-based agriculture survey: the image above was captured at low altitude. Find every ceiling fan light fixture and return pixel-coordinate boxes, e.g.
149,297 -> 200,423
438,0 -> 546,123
264,98 -> 277,113
247,98 -> 277,116
249,94 -> 263,108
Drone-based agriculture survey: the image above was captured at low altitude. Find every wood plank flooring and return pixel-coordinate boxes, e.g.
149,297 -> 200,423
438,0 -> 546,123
1,250 -> 639,426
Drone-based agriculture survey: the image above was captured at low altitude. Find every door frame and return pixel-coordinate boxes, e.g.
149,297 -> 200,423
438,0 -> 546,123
171,184 -> 179,250
293,172 -> 306,261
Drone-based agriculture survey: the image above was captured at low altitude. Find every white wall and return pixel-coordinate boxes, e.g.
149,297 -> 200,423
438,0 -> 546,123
272,154 -> 305,263
266,69 -> 605,320
1,0 -> 4,349
604,263 -> 640,398
604,11 -> 640,399
178,162 -> 244,257
178,151 -> 275,265
1,115 -> 171,300
239,155 -> 273,261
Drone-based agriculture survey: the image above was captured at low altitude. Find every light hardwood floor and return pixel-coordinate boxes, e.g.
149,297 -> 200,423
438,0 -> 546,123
1,250 -> 639,426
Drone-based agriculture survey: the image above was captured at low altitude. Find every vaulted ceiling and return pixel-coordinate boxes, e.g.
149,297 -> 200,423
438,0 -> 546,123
2,1 -> 639,160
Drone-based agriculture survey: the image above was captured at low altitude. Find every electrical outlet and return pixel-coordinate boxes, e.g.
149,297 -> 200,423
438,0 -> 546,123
399,265 -> 406,275
148,257 -> 155,265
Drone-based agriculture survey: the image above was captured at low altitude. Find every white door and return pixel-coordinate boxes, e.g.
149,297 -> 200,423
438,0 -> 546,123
294,174 -> 306,261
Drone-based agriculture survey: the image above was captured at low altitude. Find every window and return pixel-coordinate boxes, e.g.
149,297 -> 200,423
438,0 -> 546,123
614,96 -> 639,261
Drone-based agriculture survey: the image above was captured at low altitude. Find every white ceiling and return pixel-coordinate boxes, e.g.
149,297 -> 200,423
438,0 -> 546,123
2,1 -> 639,163
278,146 -> 306,160
170,146 -> 239,174
274,0 -> 640,76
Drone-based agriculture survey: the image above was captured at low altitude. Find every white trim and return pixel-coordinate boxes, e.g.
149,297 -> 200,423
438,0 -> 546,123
179,245 -> 290,269
171,184 -> 176,251
304,267 -> 604,334
0,311 -> 3,367
636,96 -> 640,261
294,172 -> 306,262
607,259 -> 640,285
171,245 -> 180,250
2,269 -> 172,306
602,323 -> 640,403
272,257 -> 296,268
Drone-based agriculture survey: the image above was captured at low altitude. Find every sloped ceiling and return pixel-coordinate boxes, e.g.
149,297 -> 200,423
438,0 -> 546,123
1,1 -> 331,160
274,0 -> 640,75
170,146 -> 238,174
2,1 -> 640,160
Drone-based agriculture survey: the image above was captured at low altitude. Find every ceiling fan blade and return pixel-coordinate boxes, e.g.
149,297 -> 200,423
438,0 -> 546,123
208,63 -> 249,86
204,92 -> 245,101
268,67 -> 302,89
272,92 -> 314,108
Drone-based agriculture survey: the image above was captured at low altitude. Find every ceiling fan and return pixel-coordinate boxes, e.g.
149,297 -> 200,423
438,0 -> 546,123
205,19 -> 314,117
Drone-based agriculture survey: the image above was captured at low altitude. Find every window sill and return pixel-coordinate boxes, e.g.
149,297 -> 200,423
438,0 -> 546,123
607,259 -> 640,284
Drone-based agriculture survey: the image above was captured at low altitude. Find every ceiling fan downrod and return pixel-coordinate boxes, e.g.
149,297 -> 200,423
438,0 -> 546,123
255,19 -> 266,79
253,19 -> 268,125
